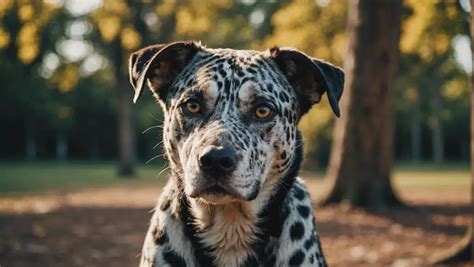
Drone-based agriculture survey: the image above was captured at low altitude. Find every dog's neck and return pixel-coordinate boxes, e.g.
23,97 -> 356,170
187,183 -> 276,266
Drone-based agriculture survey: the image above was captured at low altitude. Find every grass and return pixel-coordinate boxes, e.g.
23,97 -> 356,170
0,161 -> 470,196
0,161 -> 168,196
393,167 -> 470,189
298,162 -> 470,191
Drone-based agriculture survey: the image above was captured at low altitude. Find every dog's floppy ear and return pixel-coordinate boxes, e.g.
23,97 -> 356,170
269,47 -> 344,117
128,41 -> 200,103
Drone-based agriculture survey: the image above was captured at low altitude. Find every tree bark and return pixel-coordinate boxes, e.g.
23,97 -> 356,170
411,95 -> 421,162
319,0 -> 403,208
117,75 -> 136,177
55,129 -> 68,161
114,37 -> 136,177
25,123 -> 36,161
88,135 -> 99,161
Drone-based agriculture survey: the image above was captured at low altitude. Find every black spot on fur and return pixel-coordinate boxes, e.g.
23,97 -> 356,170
163,249 -> 187,266
315,234 -> 327,266
289,249 -> 305,266
224,79 -> 231,94
297,205 -> 310,218
218,69 -> 226,77
267,83 -> 274,93
247,68 -> 257,74
290,221 -> 305,241
160,198 -> 171,211
293,186 -> 306,201
153,229 -> 168,245
304,235 -> 315,250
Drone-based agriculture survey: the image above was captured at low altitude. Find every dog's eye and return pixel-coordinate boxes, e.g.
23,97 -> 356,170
255,104 -> 273,120
184,100 -> 201,114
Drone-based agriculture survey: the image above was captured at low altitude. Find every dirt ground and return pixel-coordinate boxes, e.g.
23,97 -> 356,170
0,181 -> 471,267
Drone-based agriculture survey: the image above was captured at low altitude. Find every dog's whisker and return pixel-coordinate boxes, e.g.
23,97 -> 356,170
146,153 -> 166,164
147,113 -> 164,123
153,141 -> 164,150
155,166 -> 170,180
142,125 -> 163,134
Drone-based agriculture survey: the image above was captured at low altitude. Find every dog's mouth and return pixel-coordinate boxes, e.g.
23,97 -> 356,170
188,178 -> 256,204
205,185 -> 229,196
189,182 -> 235,198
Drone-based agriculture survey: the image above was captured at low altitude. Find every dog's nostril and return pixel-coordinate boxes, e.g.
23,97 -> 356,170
200,154 -> 213,168
199,146 -> 237,175
219,157 -> 235,170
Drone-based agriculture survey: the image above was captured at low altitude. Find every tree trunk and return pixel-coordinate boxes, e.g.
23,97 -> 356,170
56,129 -> 68,161
431,86 -> 444,163
319,0 -> 403,208
112,36 -> 136,177
88,135 -> 99,160
117,76 -> 136,177
411,95 -> 421,162
25,123 -> 37,161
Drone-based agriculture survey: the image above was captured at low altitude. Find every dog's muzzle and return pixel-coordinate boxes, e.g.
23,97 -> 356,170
188,144 -> 241,200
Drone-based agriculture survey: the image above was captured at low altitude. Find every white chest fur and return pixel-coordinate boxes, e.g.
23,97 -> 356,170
192,201 -> 258,267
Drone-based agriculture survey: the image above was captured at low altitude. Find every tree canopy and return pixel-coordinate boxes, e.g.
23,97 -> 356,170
0,0 -> 469,166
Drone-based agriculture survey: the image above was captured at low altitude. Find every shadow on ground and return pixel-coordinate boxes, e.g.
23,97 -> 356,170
0,201 -> 471,267
0,207 -> 150,267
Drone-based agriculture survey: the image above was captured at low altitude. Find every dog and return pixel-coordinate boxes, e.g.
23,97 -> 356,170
129,41 -> 344,267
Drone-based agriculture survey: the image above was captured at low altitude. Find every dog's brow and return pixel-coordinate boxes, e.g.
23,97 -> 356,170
204,81 -> 219,100
238,81 -> 256,102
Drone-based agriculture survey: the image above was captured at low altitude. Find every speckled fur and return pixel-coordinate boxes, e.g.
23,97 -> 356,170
128,42 -> 344,267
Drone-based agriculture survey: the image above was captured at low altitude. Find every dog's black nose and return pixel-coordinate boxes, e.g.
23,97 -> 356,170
199,146 -> 237,176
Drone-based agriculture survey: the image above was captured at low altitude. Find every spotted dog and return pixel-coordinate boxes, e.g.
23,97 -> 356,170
129,41 -> 344,267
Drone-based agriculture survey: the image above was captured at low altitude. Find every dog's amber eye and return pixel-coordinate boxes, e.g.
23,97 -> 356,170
255,104 -> 273,119
185,100 -> 201,114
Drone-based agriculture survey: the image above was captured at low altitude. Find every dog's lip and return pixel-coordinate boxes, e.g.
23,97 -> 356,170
205,185 -> 229,195
188,174 -> 261,201
189,179 -> 243,199
189,183 -> 231,198
189,182 -> 259,202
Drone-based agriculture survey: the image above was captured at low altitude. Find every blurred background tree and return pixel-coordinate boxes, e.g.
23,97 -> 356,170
0,0 -> 470,174
319,0 -> 403,208
397,0 -> 470,164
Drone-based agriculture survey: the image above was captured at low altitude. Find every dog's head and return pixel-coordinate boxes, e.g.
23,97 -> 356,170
129,41 -> 344,204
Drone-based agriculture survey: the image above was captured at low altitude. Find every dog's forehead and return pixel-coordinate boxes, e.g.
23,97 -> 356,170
184,47 -> 284,100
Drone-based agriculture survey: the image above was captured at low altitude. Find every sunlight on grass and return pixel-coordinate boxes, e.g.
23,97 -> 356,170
0,161 -> 168,195
301,162 -> 470,190
393,169 -> 470,189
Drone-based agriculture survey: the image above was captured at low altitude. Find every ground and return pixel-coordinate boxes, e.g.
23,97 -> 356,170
0,162 -> 471,266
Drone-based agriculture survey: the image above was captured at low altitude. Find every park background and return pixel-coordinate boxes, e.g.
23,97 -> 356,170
0,0 -> 472,266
